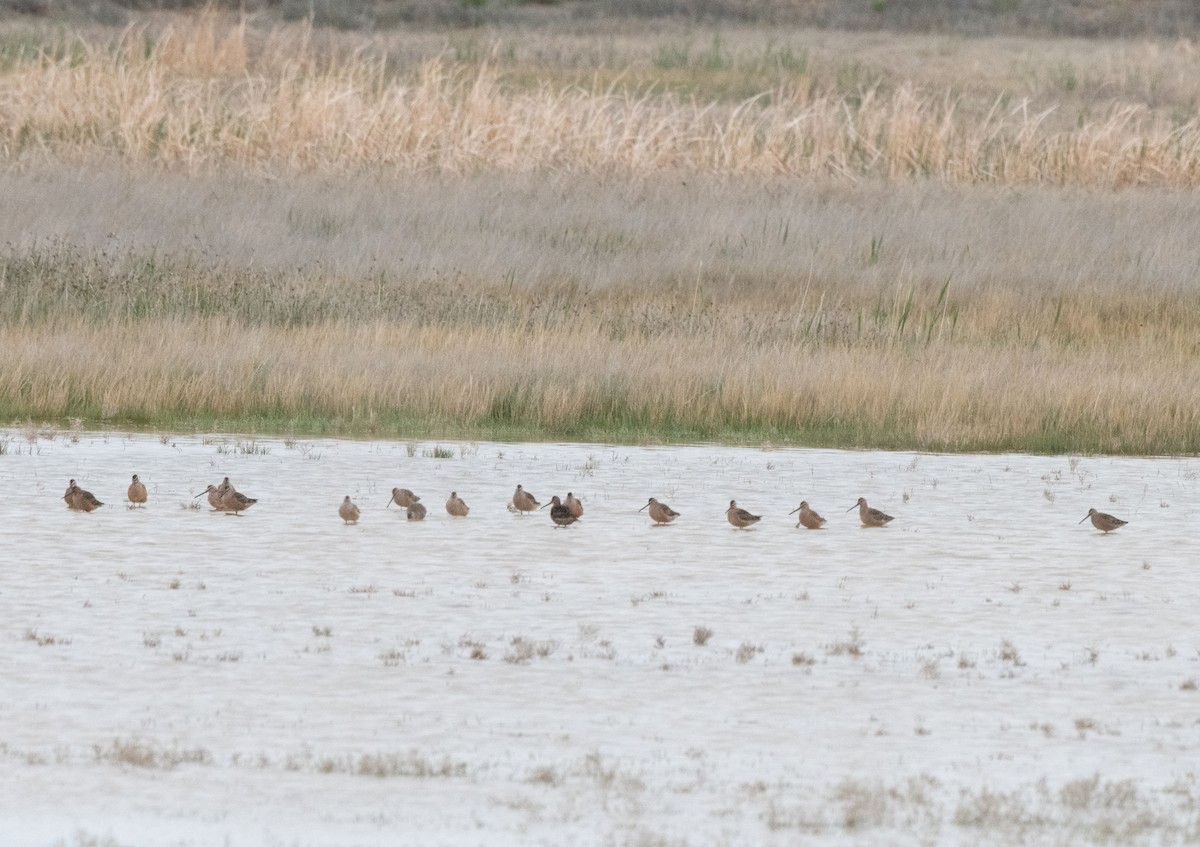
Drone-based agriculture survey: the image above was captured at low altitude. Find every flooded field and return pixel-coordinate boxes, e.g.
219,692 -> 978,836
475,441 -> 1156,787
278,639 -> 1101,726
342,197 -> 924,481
2,430 -> 1199,846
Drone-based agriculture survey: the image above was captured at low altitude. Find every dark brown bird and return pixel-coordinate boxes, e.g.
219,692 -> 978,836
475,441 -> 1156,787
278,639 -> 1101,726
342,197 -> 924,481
547,495 -> 579,527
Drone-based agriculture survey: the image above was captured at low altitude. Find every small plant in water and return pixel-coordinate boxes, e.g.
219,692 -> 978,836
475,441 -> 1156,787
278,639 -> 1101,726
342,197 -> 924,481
693,626 -> 714,646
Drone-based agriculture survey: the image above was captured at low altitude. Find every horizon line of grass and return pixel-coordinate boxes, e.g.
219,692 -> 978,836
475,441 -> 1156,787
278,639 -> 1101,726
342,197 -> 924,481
0,407 -> 1184,457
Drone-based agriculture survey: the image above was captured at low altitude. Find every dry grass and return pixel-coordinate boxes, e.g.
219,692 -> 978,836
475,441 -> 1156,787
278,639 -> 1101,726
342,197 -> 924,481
2,15 -> 1200,185
2,17 -> 1200,452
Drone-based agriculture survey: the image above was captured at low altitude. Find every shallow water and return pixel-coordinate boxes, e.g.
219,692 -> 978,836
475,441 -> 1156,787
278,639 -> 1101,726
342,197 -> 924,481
2,430 -> 1199,846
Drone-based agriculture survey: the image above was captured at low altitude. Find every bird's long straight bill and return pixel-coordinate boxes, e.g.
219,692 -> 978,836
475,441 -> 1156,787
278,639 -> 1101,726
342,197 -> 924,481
637,502 -> 649,512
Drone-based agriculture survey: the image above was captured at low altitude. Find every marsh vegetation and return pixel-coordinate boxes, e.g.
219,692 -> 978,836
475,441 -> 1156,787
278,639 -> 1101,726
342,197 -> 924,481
1,11 -> 1197,451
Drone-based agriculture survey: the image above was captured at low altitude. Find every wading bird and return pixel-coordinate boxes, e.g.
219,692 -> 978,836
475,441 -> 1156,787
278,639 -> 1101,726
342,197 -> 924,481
386,488 -> 420,509
512,484 -> 540,515
127,474 -> 148,506
445,492 -> 469,517
848,497 -> 893,527
338,496 -> 360,525
64,480 -> 103,512
220,485 -> 257,516
1080,508 -> 1127,533
726,500 -> 761,529
407,501 -> 427,521
639,497 -> 680,525
788,500 -> 826,529
564,492 -> 584,519
547,495 -> 579,527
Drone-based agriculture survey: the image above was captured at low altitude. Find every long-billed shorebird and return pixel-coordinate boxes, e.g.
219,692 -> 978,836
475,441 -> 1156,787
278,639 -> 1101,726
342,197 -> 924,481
220,486 -> 257,516
338,496 -> 360,525
726,500 -> 761,529
564,492 -> 584,519
387,488 -> 420,509
194,484 -> 226,511
1080,508 -> 1127,533
849,497 -> 893,527
407,501 -> 427,521
64,480 -> 103,512
788,500 -> 826,529
445,492 -> 469,517
547,495 -> 579,527
127,474 -> 148,506
512,484 -> 540,515
639,497 -> 680,525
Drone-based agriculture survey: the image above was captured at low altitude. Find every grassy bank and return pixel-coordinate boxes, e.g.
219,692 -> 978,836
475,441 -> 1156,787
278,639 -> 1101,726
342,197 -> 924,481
2,16 -> 1199,453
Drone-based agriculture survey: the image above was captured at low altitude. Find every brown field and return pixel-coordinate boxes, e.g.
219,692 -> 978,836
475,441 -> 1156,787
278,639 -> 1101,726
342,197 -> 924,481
1,11 -> 1198,451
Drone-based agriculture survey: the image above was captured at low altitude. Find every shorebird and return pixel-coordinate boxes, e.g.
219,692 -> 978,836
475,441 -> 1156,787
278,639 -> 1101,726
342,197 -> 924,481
386,488 -> 420,509
726,500 -> 761,529
848,497 -> 893,527
445,492 -> 469,517
564,492 -> 584,519
64,480 -> 103,512
1080,508 -> 1127,533
407,501 -> 427,521
217,477 -> 233,496
194,484 -> 226,510
127,474 -> 148,506
512,484 -> 540,515
220,486 -> 257,516
547,495 -> 579,527
788,500 -> 826,529
638,497 -> 680,525
338,496 -> 360,525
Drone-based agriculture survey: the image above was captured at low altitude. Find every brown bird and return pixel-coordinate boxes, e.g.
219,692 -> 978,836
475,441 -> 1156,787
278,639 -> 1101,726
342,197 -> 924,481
338,496 -> 360,525
547,495 -> 578,527
564,492 -> 584,519
788,500 -> 826,529
848,497 -> 893,527
1080,508 -> 1127,533
194,484 -> 226,511
445,492 -> 469,517
127,474 -> 148,506
638,497 -> 680,525
726,500 -> 761,529
64,480 -> 103,512
220,486 -> 257,516
407,501 -> 427,521
512,484 -> 540,515
386,488 -> 420,509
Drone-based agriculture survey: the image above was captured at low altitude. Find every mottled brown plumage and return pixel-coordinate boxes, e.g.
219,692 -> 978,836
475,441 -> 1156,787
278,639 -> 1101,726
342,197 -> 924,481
406,502 -> 427,521
512,484 -> 540,514
638,497 -> 680,524
788,500 -> 826,529
547,495 -> 578,527
387,488 -> 420,509
1080,508 -> 1127,533
726,500 -> 761,528
848,497 -> 892,527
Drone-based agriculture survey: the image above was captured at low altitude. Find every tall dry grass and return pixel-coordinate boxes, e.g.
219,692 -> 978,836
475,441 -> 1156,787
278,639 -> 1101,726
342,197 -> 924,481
2,15 -> 1200,184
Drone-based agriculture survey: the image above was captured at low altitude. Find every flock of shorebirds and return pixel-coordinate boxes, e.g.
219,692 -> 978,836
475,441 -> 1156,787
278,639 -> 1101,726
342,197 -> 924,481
61,475 -> 1132,533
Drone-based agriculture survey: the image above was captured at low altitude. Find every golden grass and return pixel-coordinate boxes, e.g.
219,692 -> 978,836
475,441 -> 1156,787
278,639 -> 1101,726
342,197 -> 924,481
1,14 -> 1200,184
2,17 -> 1200,451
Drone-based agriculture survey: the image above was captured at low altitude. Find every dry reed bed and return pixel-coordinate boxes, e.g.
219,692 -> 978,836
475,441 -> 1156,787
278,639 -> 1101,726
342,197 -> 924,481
2,308 -> 1197,452
2,18 -> 1200,184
